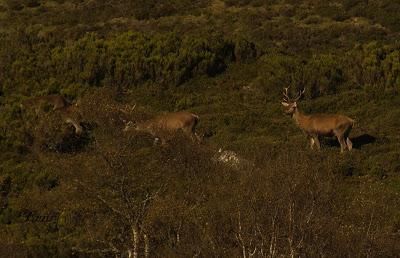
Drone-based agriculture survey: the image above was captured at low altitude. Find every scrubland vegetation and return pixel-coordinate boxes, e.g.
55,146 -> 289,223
0,0 -> 400,257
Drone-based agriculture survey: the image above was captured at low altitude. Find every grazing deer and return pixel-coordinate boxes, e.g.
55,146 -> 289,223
281,87 -> 355,153
21,95 -> 84,135
123,110 -> 201,145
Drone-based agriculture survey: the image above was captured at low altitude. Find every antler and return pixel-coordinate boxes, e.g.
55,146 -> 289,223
282,86 -> 290,103
282,87 -> 305,102
119,104 -> 136,115
293,88 -> 305,102
129,104 -> 136,113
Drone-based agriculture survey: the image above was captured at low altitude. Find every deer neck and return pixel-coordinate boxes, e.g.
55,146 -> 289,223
292,109 -> 308,128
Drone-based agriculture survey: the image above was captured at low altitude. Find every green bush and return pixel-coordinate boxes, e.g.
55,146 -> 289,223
314,2 -> 348,21
1,2 -> 400,255
339,0 -> 400,31
234,38 -> 257,63
303,54 -> 344,97
345,42 -> 400,95
50,32 -> 235,89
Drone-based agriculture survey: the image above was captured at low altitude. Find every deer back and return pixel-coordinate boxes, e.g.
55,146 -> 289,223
156,112 -> 198,130
298,113 -> 354,136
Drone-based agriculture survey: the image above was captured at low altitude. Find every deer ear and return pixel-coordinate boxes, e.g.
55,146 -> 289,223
293,102 -> 297,107
281,102 -> 289,107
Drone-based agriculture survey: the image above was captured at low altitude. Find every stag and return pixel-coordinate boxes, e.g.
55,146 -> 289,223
281,87 -> 355,153
123,110 -> 201,145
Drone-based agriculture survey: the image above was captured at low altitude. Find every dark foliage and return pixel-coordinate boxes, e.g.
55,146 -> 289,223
1,0 -> 400,256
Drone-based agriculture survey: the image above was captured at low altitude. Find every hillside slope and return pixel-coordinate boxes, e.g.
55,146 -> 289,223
0,0 -> 400,256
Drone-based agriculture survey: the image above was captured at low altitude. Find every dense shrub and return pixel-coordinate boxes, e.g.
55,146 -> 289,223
1,0 -> 400,256
345,42 -> 400,95
253,42 -> 400,102
314,2 -> 348,21
342,0 -> 400,32
234,38 -> 257,63
0,31 -> 235,98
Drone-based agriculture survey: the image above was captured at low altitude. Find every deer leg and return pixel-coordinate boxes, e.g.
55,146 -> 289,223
346,138 -> 353,151
343,127 -> 353,151
310,137 -> 315,150
337,135 -> 346,153
314,136 -> 321,150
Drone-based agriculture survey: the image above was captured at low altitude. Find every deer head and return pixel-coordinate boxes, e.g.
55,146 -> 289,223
281,86 -> 305,115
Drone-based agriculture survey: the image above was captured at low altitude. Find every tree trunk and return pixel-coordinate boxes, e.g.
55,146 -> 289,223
144,232 -> 149,258
132,225 -> 139,258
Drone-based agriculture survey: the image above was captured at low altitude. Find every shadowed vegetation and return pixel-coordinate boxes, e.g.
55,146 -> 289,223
0,0 -> 400,256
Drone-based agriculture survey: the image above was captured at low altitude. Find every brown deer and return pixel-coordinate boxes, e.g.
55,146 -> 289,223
281,87 -> 355,153
123,110 -> 201,145
21,95 -> 84,135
